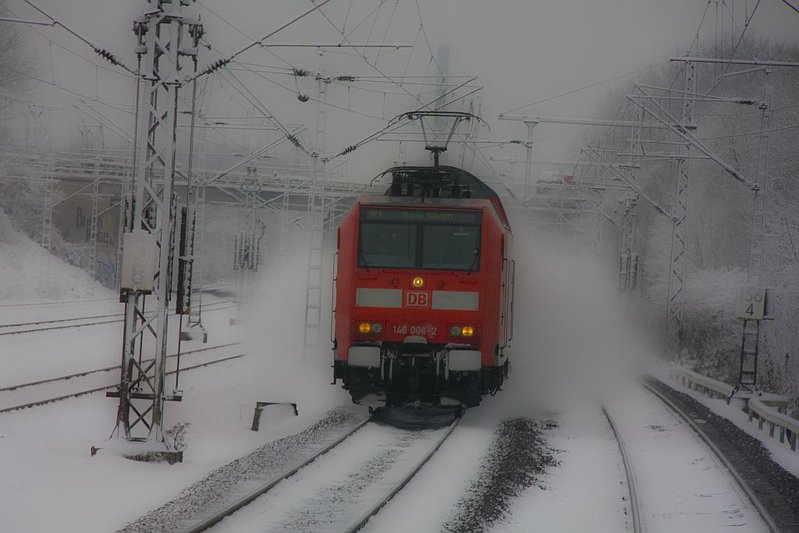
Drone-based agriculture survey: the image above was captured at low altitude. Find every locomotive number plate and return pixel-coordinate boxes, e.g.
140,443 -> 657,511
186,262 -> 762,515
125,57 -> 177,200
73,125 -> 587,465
392,324 -> 438,337
405,290 -> 430,308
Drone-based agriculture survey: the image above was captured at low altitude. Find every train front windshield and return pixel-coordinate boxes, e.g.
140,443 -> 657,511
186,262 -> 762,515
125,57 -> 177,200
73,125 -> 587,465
358,208 -> 482,271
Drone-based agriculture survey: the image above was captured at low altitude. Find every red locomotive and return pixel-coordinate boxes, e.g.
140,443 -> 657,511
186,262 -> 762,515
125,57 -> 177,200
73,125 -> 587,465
332,164 -> 514,408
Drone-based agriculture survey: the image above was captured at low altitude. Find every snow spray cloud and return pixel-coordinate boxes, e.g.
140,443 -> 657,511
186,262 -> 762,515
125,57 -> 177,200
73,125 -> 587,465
242,239 -> 349,414
239,221 -> 657,417
499,223 -> 657,413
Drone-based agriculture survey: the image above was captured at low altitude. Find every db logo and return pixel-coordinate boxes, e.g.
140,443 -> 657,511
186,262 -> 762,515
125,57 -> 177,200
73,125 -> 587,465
405,291 -> 429,308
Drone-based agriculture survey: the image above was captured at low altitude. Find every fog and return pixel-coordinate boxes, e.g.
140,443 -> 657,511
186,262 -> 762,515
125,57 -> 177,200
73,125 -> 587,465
7,0 -> 799,178
500,222 -> 659,415
3,0 -> 799,407
234,220 -> 660,419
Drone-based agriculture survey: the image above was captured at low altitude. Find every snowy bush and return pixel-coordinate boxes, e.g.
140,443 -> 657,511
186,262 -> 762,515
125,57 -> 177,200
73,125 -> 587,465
166,421 -> 191,452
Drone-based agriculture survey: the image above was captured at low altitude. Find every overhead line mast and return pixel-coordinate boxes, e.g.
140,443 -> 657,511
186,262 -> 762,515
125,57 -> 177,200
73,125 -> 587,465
107,1 -> 416,456
108,0 -> 203,458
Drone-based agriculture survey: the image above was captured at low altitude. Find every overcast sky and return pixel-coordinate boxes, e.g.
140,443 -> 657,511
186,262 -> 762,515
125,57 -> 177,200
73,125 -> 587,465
8,0 -> 799,177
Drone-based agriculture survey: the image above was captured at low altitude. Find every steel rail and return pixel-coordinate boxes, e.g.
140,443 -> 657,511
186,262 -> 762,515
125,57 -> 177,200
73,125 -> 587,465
643,380 -> 779,533
0,312 -> 122,329
0,296 -> 117,308
0,285 -> 236,309
0,351 -> 246,415
344,415 -> 463,533
0,299 -> 234,328
0,342 -> 241,393
182,416 -> 375,533
602,406 -> 642,533
0,301 -> 234,336
0,318 -> 122,336
0,303 -> 232,329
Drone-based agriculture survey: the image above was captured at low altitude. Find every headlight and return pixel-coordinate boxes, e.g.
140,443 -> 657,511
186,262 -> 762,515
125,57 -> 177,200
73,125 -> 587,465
357,322 -> 383,335
450,325 -> 475,337
412,276 -> 425,288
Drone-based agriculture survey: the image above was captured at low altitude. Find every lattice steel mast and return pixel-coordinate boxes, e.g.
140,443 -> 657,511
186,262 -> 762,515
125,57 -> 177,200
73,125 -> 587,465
619,107 -> 642,292
747,69 -> 772,286
665,57 -> 696,355
109,0 -> 202,451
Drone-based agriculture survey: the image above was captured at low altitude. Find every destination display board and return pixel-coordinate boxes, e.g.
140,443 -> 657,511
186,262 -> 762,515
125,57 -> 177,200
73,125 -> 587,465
360,207 -> 481,225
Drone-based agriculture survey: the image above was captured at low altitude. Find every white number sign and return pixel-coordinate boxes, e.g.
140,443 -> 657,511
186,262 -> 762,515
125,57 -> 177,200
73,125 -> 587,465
734,287 -> 766,320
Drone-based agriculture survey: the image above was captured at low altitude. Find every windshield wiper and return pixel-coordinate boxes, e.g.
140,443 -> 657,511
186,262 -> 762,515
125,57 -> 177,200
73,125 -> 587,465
466,249 -> 479,274
358,249 -> 371,271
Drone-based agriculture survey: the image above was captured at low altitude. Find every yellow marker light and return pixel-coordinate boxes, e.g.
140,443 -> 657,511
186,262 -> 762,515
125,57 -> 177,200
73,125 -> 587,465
461,326 -> 474,337
412,276 -> 425,288
358,322 -> 372,334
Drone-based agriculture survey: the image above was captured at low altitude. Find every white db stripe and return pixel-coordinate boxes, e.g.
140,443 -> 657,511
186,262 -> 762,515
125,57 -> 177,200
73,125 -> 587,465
356,288 -> 403,308
432,291 -> 479,311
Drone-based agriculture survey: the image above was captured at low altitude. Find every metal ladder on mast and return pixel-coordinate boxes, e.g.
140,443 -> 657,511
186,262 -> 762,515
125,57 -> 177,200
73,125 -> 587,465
303,76 -> 328,353
303,196 -> 324,350
738,318 -> 761,392
38,157 -> 54,290
278,173 -> 291,260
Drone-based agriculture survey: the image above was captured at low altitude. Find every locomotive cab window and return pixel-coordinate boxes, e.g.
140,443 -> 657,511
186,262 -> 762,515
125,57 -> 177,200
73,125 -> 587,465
358,222 -> 417,268
358,208 -> 481,271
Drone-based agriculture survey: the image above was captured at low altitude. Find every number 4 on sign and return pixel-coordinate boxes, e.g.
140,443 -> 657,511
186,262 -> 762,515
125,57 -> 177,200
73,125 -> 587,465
734,287 -> 766,320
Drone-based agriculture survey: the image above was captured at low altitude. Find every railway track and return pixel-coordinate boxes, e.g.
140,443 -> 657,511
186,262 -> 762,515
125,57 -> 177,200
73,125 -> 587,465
642,377 -> 787,532
602,405 -> 642,533
0,342 -> 244,414
343,416 -> 461,533
182,414 -> 461,533
0,299 -> 235,336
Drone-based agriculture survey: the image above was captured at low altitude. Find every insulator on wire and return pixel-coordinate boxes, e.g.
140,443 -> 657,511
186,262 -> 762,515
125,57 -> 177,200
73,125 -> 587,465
203,58 -> 231,76
286,134 -> 302,148
336,75 -> 355,82
340,145 -> 357,156
93,47 -> 124,68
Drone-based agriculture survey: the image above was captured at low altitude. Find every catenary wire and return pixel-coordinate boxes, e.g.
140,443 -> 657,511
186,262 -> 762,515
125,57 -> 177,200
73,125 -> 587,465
19,0 -> 134,74
503,62 -> 667,114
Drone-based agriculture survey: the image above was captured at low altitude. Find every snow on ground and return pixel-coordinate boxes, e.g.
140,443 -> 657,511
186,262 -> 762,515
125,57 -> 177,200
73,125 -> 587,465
361,409 -> 500,532
489,234 -> 768,532
654,365 -> 799,480
603,382 -> 768,532
0,238 -> 352,532
492,407 -> 628,532
0,209 -> 113,302
0,224 -> 795,532
209,422 -> 452,532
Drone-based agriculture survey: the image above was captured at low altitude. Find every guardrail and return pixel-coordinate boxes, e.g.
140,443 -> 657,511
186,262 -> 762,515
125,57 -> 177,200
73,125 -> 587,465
748,398 -> 798,452
667,367 -> 798,453
669,367 -> 734,399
